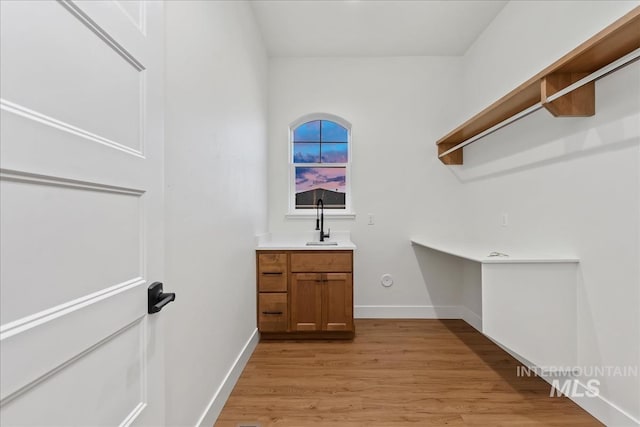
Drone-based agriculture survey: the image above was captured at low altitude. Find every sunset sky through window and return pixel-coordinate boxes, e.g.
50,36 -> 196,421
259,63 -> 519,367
293,120 -> 348,195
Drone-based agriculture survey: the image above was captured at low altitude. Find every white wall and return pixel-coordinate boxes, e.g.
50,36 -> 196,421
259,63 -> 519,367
459,1 -> 640,424
461,0 -> 640,119
268,57 -> 467,317
164,1 -> 268,425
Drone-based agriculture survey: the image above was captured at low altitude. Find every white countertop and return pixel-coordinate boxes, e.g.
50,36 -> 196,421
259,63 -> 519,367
410,237 -> 579,264
256,231 -> 356,250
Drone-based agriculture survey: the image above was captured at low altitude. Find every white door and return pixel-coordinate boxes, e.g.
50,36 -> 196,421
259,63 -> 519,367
0,1 -> 166,425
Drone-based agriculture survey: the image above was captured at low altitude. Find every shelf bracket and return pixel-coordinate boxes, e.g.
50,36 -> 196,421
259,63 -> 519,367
437,142 -> 463,165
541,73 -> 595,117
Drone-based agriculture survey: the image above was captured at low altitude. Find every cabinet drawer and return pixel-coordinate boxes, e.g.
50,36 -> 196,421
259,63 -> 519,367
258,253 -> 288,292
258,253 -> 287,271
258,293 -> 288,332
290,252 -> 352,273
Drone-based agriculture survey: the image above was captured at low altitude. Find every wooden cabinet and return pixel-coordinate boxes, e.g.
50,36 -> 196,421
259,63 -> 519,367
257,250 -> 354,339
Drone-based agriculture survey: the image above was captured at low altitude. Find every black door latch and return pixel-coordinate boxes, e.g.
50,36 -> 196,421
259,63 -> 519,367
148,282 -> 176,314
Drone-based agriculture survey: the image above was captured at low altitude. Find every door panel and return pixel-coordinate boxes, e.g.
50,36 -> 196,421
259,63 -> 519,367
290,273 -> 322,331
114,0 -> 144,30
1,319 -> 145,426
0,0 -> 144,153
323,273 -> 353,331
1,281 -> 145,401
0,1 -> 164,425
0,178 -> 142,324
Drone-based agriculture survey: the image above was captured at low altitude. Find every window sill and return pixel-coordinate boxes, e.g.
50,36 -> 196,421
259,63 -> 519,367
285,212 -> 356,220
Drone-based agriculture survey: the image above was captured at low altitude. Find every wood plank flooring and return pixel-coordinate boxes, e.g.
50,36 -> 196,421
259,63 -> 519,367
215,319 -> 601,426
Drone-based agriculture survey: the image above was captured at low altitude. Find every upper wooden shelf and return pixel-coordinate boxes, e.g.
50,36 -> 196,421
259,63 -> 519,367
437,7 -> 640,165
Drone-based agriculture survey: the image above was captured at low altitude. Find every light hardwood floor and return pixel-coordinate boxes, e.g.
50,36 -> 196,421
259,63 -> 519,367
216,319 -> 601,426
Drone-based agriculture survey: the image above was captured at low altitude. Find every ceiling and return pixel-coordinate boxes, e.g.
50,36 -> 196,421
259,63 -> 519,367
250,0 -> 508,57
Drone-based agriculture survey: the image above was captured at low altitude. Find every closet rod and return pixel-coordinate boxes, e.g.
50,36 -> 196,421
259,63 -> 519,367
438,47 -> 640,160
438,103 -> 542,159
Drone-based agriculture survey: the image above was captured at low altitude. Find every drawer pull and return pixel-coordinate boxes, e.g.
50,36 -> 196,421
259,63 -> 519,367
262,311 -> 283,315
262,272 -> 283,275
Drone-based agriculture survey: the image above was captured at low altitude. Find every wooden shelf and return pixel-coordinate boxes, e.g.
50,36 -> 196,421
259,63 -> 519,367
437,7 -> 640,165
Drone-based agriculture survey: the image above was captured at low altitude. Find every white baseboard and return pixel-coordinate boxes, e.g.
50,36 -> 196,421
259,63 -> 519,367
459,305 -> 482,332
354,305 -> 461,319
567,379 -> 639,426
499,344 -> 640,427
195,328 -> 259,427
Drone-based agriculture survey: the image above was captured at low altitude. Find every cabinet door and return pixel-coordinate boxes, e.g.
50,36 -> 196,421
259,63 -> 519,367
291,273 -> 322,331
323,273 -> 353,331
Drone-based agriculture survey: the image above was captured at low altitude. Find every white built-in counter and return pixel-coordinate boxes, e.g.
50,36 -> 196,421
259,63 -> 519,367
256,231 -> 356,251
410,238 -> 579,264
411,237 -> 579,370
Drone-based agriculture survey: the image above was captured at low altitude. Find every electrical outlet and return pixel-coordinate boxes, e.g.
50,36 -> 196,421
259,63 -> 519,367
368,213 -> 375,225
501,213 -> 509,227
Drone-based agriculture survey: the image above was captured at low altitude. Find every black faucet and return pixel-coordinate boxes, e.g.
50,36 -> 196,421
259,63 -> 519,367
315,198 -> 330,242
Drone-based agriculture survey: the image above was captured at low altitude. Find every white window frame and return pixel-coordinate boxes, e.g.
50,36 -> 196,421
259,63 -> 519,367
287,113 -> 354,218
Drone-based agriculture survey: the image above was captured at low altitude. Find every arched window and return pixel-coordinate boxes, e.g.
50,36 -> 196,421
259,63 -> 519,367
290,114 -> 351,214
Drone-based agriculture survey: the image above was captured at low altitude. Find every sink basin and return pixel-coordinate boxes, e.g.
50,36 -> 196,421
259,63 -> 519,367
306,241 -> 339,246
